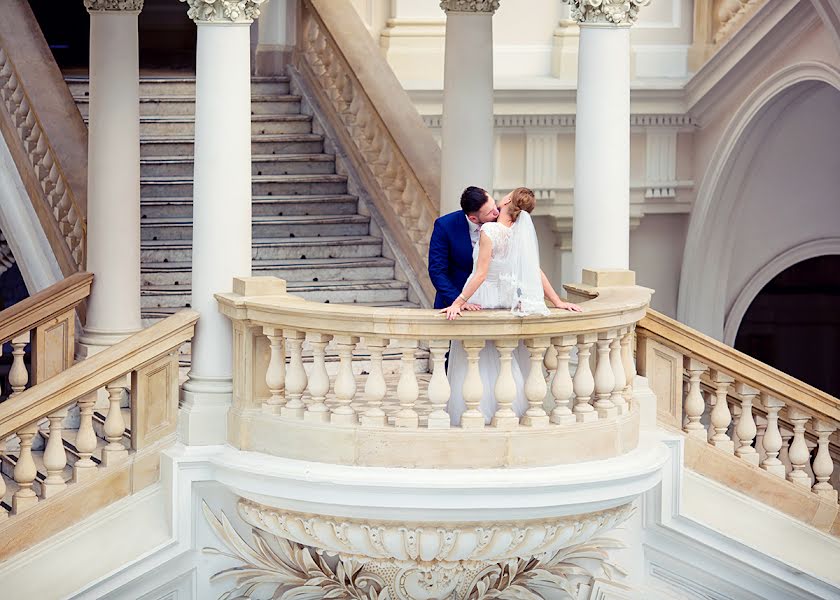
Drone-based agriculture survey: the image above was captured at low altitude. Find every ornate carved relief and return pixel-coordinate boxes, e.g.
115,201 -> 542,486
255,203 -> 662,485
180,0 -> 266,23
713,0 -> 761,44
0,231 -> 15,277
563,0 -> 650,25
0,48 -> 85,270
299,9 -> 437,264
83,0 -> 144,11
203,500 -> 633,599
439,0 -> 501,14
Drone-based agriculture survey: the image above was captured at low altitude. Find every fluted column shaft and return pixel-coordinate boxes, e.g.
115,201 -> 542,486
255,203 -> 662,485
439,0 -> 498,215
179,0 -> 265,444
79,0 -> 143,353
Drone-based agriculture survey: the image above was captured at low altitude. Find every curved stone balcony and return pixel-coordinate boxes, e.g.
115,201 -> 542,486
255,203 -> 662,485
215,269 -> 652,469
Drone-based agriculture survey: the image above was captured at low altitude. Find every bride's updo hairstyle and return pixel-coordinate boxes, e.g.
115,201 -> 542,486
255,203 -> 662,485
509,187 -> 536,222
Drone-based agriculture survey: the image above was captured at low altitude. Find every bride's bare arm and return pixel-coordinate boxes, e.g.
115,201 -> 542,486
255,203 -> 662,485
441,232 -> 492,319
541,270 -> 582,312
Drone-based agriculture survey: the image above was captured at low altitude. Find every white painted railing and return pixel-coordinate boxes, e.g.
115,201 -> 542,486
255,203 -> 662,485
217,270 -> 652,468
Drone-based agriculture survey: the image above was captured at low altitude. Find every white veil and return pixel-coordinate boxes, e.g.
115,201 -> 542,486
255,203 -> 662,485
499,211 -> 550,317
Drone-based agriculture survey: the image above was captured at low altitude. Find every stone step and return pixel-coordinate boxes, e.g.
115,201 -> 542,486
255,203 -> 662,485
141,214 -> 369,241
140,154 -> 336,178
129,114 -> 313,137
141,234 -> 381,262
141,279 -> 409,309
141,256 -> 395,286
140,173 -> 348,198
65,75 -> 290,97
140,194 -> 358,219
74,94 -> 302,118
140,134 -> 324,157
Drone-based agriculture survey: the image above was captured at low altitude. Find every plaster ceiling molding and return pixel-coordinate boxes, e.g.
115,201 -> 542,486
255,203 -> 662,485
202,500 -> 634,599
439,0 -> 501,14
563,0 -> 651,25
179,0 -> 266,23
0,231 -> 16,277
83,0 -> 144,10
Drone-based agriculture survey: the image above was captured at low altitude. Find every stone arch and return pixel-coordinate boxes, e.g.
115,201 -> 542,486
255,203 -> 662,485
677,61 -> 840,339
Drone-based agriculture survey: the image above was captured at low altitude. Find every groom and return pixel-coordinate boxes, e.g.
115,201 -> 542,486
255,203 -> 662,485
428,186 -> 499,309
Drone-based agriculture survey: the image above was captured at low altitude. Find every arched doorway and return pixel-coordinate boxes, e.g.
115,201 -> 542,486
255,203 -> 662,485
734,255 -> 840,397
28,0 -> 197,71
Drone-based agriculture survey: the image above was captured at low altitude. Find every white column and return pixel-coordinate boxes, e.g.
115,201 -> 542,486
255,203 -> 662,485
567,0 -> 648,281
179,0 -> 264,445
439,0 -> 498,215
255,0 -> 295,75
78,0 -> 143,355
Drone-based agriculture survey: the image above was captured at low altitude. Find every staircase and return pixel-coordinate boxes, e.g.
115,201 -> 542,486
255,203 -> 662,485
65,75 -> 416,329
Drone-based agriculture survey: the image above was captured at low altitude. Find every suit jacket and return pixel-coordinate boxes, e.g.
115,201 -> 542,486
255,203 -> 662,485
428,210 -> 475,309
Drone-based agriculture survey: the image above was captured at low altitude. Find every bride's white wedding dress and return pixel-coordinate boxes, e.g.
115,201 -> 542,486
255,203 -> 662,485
447,213 -> 548,426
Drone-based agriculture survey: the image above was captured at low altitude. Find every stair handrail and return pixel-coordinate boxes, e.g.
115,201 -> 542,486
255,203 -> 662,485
637,308 -> 840,423
0,2 -> 88,275
0,310 -> 198,441
296,0 -> 440,302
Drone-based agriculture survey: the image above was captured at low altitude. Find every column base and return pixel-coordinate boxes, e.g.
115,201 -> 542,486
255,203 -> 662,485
179,374 -> 233,445
77,327 -> 141,360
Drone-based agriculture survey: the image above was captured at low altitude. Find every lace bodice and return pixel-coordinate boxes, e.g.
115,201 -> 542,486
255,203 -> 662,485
476,222 -> 514,261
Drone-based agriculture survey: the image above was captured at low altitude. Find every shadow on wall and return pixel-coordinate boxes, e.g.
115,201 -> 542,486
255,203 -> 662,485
735,255 -> 840,397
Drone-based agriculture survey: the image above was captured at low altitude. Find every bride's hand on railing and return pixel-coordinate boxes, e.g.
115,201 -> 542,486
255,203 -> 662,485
554,300 -> 583,312
441,302 -> 465,320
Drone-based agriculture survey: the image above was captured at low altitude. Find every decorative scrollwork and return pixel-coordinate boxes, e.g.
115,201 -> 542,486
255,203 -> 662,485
0,47 -> 85,270
0,231 -> 15,277
563,0 -> 650,25
180,0 -> 266,23
83,0 -> 144,11
439,0 -> 501,13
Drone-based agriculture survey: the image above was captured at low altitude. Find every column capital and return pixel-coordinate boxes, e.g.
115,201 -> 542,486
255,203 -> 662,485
563,0 -> 649,25
84,0 -> 143,12
439,0 -> 500,15
180,0 -> 267,24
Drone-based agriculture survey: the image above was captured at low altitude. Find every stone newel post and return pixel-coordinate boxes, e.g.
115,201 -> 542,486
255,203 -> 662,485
566,0 -> 649,281
439,0 -> 498,215
178,0 -> 266,444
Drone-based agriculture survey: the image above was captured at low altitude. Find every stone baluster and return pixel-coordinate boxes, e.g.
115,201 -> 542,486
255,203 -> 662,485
755,415 -> 768,464
492,340 -> 519,429
41,408 -> 68,498
361,337 -> 388,427
102,381 -> 128,466
12,424 -> 38,514
573,333 -> 597,422
760,395 -> 786,477
263,327 -> 285,414
786,408 -> 812,487
621,326 -> 635,402
331,336 -> 358,425
609,328 -> 627,415
734,383 -> 759,465
593,331 -> 617,419
812,420 -> 838,500
709,370 -> 735,453
9,332 -> 29,398
522,338 -> 550,427
73,394 -> 98,482
281,329 -> 307,419
426,340 -> 451,429
0,456 -> 5,517
729,403 -> 741,445
543,343 -> 558,411
684,358 -> 708,440
550,336 -> 576,425
461,340 -> 486,428
304,333 -> 332,423
779,426 -> 793,472
395,340 -> 419,428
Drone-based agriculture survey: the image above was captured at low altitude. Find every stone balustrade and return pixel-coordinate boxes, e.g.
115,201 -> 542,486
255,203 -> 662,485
216,270 -> 652,468
637,310 -> 840,534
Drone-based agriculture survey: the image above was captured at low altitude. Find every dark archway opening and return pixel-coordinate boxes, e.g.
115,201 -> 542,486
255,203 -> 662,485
28,0 -> 196,72
735,255 -> 840,397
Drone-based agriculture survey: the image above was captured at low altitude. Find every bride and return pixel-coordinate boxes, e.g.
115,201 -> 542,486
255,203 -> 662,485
441,187 -> 581,426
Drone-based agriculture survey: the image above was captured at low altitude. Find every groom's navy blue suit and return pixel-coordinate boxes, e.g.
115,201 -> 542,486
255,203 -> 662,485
428,210 -> 475,309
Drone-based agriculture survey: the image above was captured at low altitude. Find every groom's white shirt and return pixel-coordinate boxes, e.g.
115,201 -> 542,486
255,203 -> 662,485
466,216 -> 480,248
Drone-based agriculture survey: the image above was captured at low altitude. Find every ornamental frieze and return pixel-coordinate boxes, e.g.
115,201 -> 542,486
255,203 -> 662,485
563,0 -> 650,25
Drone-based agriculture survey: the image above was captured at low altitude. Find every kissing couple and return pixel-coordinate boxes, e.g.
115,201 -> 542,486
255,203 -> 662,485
428,186 -> 582,426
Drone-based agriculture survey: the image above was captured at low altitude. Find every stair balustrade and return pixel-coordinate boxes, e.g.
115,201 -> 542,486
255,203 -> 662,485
637,309 -> 840,535
217,270 -> 651,469
294,0 -> 441,304
689,0 -> 769,70
0,309 -> 198,560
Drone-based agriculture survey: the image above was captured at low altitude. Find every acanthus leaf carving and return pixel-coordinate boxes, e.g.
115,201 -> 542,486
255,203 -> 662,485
562,0 -> 650,25
83,0 -> 144,11
179,0 -> 266,23
439,0 -> 501,14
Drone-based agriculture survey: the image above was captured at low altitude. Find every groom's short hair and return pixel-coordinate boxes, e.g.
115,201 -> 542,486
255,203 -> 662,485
460,186 -> 488,215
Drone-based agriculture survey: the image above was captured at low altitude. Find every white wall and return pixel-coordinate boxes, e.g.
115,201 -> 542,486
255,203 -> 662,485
630,214 -> 687,318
